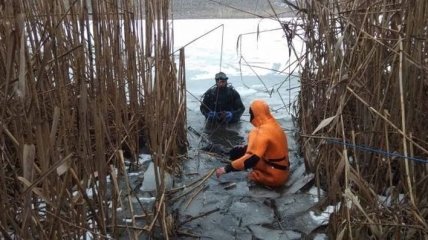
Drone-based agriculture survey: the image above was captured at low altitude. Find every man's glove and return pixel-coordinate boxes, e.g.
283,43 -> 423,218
207,111 -> 217,120
224,111 -> 233,122
229,145 -> 247,160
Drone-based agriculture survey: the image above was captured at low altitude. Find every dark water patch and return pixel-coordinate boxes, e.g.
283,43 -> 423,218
249,225 -> 301,240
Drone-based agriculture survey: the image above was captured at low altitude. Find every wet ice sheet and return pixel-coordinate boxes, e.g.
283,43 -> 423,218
249,225 -> 301,240
172,149 -> 329,239
140,162 -> 173,192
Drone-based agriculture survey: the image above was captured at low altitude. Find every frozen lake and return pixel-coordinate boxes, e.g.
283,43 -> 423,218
172,18 -> 302,135
157,18 -> 329,240
125,18 -> 328,240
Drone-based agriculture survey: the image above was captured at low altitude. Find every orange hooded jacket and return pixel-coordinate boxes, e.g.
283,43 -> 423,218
224,99 -> 289,187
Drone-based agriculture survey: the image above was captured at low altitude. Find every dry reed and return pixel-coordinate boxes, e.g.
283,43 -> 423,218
292,0 -> 428,238
0,0 -> 185,239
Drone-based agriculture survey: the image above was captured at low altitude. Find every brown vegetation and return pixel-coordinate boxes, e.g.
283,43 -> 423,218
2,0 -> 427,238
293,0 -> 428,238
0,0 -> 185,239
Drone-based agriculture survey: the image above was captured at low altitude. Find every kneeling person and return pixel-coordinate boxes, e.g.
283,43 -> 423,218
216,99 -> 290,188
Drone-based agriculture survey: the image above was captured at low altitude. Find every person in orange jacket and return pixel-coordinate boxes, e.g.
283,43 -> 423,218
215,99 -> 290,187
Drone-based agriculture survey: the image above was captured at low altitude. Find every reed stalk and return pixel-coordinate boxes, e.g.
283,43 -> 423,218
293,0 -> 428,237
398,28 -> 414,206
0,0 -> 185,238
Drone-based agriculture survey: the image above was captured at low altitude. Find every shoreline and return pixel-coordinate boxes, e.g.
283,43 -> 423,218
171,0 -> 295,19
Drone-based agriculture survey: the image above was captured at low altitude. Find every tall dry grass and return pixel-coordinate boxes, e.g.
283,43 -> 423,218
0,0 -> 185,238
292,0 -> 428,238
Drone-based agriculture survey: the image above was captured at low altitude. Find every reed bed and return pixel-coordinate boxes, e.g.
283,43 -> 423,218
292,0 -> 428,238
0,0 -> 184,239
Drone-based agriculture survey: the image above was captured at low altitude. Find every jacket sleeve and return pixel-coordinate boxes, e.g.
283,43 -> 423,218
200,90 -> 212,117
225,154 -> 260,172
227,129 -> 267,171
231,89 -> 245,122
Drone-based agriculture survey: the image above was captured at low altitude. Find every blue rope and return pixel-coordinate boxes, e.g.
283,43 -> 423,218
326,139 -> 428,164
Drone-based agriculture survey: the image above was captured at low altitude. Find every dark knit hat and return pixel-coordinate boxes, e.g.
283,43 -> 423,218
215,72 -> 228,81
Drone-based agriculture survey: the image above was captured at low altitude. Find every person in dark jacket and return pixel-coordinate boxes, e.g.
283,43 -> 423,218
200,72 -> 245,124
215,99 -> 290,187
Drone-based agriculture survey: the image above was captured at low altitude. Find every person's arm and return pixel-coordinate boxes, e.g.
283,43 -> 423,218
216,129 -> 267,177
224,154 -> 260,172
217,152 -> 259,177
230,89 -> 245,122
229,129 -> 266,170
200,90 -> 212,117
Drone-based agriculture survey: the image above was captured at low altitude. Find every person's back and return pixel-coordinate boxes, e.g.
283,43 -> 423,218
255,115 -> 288,163
200,72 -> 245,124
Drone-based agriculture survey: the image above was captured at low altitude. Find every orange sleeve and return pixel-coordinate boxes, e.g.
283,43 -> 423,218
231,128 -> 268,170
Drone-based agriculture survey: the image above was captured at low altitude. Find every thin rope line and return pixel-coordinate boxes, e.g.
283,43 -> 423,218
220,25 -> 224,72
327,139 -> 428,164
171,24 -> 224,55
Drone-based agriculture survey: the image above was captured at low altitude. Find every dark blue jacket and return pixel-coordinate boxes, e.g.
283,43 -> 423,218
200,84 -> 245,123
